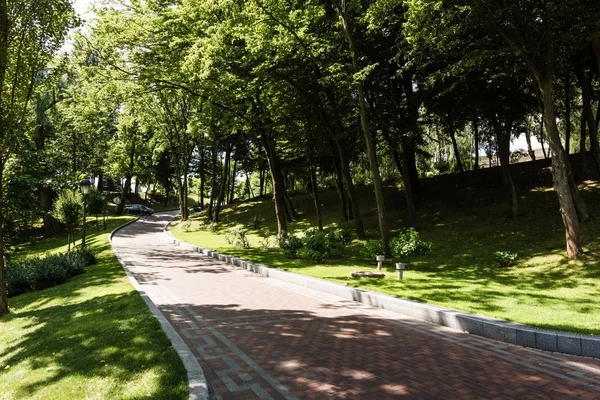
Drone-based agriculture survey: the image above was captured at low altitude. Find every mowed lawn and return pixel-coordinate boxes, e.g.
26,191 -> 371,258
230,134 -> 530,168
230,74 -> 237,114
171,167 -> 600,335
0,216 -> 188,400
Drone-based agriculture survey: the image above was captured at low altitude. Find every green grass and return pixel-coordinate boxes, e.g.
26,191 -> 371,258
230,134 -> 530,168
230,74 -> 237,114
0,216 -> 188,400
172,176 -> 600,335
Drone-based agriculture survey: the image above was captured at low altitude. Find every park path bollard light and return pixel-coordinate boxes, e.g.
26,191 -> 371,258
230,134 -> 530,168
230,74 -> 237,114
79,178 -> 91,250
396,262 -> 406,280
376,255 -> 385,270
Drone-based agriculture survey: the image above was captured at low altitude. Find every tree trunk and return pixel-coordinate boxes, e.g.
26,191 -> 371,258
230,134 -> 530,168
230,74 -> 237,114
540,117 -> 548,159
246,172 -> 254,198
259,163 -> 265,197
539,78 -> 581,258
525,124 -> 536,160
579,110 -> 587,179
448,126 -> 465,173
309,166 -> 323,231
402,144 -> 418,227
229,158 -> 237,204
207,144 -> 218,221
214,143 -> 231,222
329,142 -> 349,221
494,120 -> 518,218
336,1 -> 388,254
118,174 -> 132,214
259,130 -> 289,236
574,59 -> 600,174
199,149 -> 205,208
40,187 -> 60,236
565,72 -> 571,154
0,159 -> 8,316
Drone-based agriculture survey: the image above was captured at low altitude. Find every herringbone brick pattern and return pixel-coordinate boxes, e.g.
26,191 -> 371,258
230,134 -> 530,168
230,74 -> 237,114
112,212 -> 600,399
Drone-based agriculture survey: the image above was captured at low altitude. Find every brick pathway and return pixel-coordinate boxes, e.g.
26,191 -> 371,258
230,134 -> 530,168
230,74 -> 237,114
111,212 -> 600,399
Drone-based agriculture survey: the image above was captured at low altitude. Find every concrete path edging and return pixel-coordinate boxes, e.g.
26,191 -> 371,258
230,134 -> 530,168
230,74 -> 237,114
110,218 -> 210,400
164,221 -> 600,359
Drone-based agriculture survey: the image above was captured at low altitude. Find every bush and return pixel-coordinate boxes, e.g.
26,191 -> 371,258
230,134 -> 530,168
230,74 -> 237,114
250,215 -> 264,229
278,234 -> 303,258
181,220 -> 192,232
258,228 -> 275,250
390,228 -> 432,258
493,251 -> 518,268
6,250 -> 95,297
303,230 -> 331,262
225,229 -> 250,248
206,221 -> 219,232
361,240 -> 383,260
326,228 -> 352,252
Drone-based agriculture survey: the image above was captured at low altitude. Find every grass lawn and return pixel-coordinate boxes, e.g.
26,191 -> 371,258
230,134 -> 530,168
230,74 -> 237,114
171,166 -> 600,335
0,216 -> 188,400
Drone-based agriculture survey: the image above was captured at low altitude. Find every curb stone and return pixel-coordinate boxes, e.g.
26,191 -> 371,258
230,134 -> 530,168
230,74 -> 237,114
165,219 -> 600,359
110,217 -> 210,400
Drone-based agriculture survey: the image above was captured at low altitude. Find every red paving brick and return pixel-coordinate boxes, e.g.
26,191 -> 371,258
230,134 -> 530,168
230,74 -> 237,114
112,212 -> 600,399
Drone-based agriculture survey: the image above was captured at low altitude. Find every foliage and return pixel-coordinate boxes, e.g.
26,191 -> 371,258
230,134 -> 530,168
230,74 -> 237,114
87,188 -> 105,217
326,228 -> 353,250
303,230 -> 332,263
493,251 -> 518,268
53,190 -> 82,227
390,228 -> 433,258
258,228 -> 275,250
207,221 -> 220,232
225,229 -> 250,249
361,240 -> 383,260
251,215 -> 264,229
6,250 -> 95,297
181,219 -> 192,232
278,234 -> 303,258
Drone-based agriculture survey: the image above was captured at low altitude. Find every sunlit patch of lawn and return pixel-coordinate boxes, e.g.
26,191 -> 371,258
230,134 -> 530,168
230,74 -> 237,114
0,216 -> 188,400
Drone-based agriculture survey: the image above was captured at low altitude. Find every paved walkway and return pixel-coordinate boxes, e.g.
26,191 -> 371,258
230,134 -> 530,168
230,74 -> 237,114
111,211 -> 600,399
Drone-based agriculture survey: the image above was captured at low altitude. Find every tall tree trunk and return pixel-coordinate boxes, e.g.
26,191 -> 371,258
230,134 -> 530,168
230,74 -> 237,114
0,159 -> 7,316
229,158 -> 237,204
41,187 -> 60,236
259,164 -> 265,197
574,59 -> 600,174
402,144 -> 418,227
259,130 -> 289,236
207,145 -> 218,221
540,117 -> 548,159
539,78 -> 581,258
117,138 -> 136,214
336,1 -> 389,255
329,141 -> 349,221
579,111 -> 587,179
473,116 -> 480,170
525,124 -> 536,160
309,166 -> 323,231
214,143 -> 231,222
448,126 -> 465,173
494,120 -> 518,218
199,149 -> 205,208
565,72 -> 571,154
246,173 -> 254,198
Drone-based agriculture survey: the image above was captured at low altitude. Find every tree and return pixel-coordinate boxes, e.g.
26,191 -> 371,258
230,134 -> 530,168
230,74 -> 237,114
0,0 -> 77,316
52,190 -> 82,252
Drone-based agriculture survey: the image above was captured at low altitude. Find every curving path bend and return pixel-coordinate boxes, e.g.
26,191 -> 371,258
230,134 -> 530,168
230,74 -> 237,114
111,211 -> 600,400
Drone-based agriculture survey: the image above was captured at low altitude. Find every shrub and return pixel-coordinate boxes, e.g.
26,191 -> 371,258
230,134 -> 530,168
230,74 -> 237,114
361,240 -> 383,260
258,228 -> 275,250
390,228 -> 432,258
326,228 -> 353,252
181,220 -> 192,232
207,221 -> 219,232
278,234 -> 303,258
250,215 -> 264,229
6,250 -> 94,297
303,231 -> 331,262
53,190 -> 82,251
493,251 -> 518,268
226,229 -> 250,248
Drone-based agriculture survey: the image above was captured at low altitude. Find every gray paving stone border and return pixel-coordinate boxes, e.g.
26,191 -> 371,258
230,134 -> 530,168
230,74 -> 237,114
165,221 -> 600,359
110,218 -> 210,400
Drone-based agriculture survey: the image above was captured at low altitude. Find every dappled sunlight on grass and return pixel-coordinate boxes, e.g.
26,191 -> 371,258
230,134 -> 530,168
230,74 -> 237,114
172,178 -> 600,335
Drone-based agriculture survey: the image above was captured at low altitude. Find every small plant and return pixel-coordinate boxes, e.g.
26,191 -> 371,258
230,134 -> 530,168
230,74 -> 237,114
390,228 -> 432,258
258,228 -> 275,250
250,214 -> 264,229
207,221 -> 220,232
224,230 -> 234,245
181,220 -> 192,232
303,230 -> 331,262
278,234 -> 303,258
493,251 -> 518,268
229,229 -> 250,249
53,190 -> 82,252
361,239 -> 383,260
